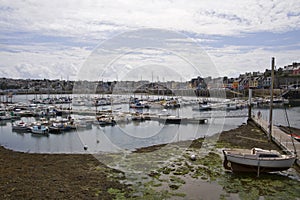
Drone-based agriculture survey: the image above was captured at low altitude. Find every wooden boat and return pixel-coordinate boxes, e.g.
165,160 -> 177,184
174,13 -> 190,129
222,148 -> 296,173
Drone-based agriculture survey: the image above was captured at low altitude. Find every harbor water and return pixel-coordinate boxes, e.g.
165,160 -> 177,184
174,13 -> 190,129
0,94 -> 299,153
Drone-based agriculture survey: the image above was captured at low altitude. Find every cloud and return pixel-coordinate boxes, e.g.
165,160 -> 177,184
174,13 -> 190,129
206,45 -> 300,78
1,0 -> 300,37
0,0 -> 300,79
0,45 -> 89,79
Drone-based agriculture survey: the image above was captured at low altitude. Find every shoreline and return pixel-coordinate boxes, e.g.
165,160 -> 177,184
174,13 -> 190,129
1,123 -> 299,155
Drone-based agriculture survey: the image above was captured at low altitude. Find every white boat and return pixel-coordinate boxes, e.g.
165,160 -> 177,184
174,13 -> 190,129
12,121 -> 29,131
75,121 -> 92,129
0,114 -> 12,120
223,148 -> 296,173
223,58 -> 296,174
30,125 -> 49,135
0,111 -> 13,120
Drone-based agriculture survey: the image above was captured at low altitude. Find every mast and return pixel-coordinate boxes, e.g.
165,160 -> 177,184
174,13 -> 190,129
268,57 -> 275,141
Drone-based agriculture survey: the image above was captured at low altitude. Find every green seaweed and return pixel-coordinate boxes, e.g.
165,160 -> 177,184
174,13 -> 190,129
107,188 -> 126,200
219,173 -> 300,200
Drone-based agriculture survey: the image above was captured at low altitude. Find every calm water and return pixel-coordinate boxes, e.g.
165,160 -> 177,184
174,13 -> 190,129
0,94 -> 299,153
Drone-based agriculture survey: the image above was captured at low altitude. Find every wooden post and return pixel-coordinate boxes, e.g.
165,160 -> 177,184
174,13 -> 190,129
248,88 -> 252,120
268,57 -> 275,141
257,159 -> 260,177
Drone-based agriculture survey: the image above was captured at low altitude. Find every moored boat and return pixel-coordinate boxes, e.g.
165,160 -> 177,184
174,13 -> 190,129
12,121 -> 29,132
290,134 -> 300,142
49,123 -> 72,133
30,125 -> 49,135
75,121 -> 93,129
96,115 -> 116,126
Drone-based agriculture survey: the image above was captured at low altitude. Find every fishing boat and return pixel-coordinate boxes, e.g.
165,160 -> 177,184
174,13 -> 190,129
222,148 -> 296,173
30,125 -> 49,135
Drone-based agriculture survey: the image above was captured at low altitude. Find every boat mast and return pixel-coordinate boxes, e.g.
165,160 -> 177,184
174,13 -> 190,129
268,57 -> 275,141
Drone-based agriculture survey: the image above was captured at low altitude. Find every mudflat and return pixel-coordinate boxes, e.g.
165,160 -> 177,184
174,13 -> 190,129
0,120 -> 298,199
0,148 -> 129,199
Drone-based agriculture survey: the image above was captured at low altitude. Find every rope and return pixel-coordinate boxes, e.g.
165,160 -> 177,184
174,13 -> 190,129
284,105 -> 297,157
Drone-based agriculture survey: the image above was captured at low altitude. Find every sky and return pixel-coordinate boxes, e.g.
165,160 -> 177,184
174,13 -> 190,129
0,0 -> 300,81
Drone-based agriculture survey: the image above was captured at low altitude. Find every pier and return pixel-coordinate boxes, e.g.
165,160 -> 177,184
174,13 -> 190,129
252,116 -> 300,166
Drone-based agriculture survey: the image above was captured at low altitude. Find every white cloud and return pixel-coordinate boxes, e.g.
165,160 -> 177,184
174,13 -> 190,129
0,0 -> 300,79
206,45 -> 300,78
0,45 -> 89,79
1,0 -> 300,37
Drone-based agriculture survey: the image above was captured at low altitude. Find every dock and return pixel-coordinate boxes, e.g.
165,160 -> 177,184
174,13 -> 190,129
149,115 -> 208,124
252,116 -> 300,166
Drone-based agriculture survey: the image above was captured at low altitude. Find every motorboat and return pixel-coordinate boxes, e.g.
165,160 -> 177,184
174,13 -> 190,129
12,121 -> 29,132
30,125 -> 49,135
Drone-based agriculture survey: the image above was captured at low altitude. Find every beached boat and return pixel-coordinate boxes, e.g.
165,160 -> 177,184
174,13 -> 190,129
223,58 -> 296,174
222,148 -> 296,173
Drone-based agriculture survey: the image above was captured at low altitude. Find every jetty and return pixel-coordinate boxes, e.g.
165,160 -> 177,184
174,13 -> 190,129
252,116 -> 300,167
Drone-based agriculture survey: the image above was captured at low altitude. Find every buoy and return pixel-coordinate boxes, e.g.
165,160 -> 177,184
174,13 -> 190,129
190,154 -> 196,161
83,144 -> 88,150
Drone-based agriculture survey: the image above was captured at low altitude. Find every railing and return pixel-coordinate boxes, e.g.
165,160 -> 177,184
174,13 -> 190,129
251,116 -> 300,165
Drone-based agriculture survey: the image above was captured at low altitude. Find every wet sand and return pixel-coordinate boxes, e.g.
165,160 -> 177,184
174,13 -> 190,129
0,120 -> 298,199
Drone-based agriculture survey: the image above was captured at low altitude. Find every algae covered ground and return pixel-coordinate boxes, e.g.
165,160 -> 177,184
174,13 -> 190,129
100,120 -> 300,199
1,121 -> 299,199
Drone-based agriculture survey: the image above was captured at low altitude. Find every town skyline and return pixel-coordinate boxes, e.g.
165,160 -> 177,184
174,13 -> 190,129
1,61 -> 299,95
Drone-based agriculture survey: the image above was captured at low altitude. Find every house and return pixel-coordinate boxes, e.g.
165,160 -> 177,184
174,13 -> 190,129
283,62 -> 300,75
262,77 -> 272,88
293,66 -> 300,75
249,77 -> 259,89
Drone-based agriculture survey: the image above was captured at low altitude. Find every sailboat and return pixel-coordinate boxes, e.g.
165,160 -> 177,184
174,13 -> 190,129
222,58 -> 296,174
222,148 -> 296,173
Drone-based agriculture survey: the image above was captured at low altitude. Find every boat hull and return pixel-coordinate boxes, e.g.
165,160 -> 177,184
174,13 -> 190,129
226,160 -> 292,173
223,150 -> 296,173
